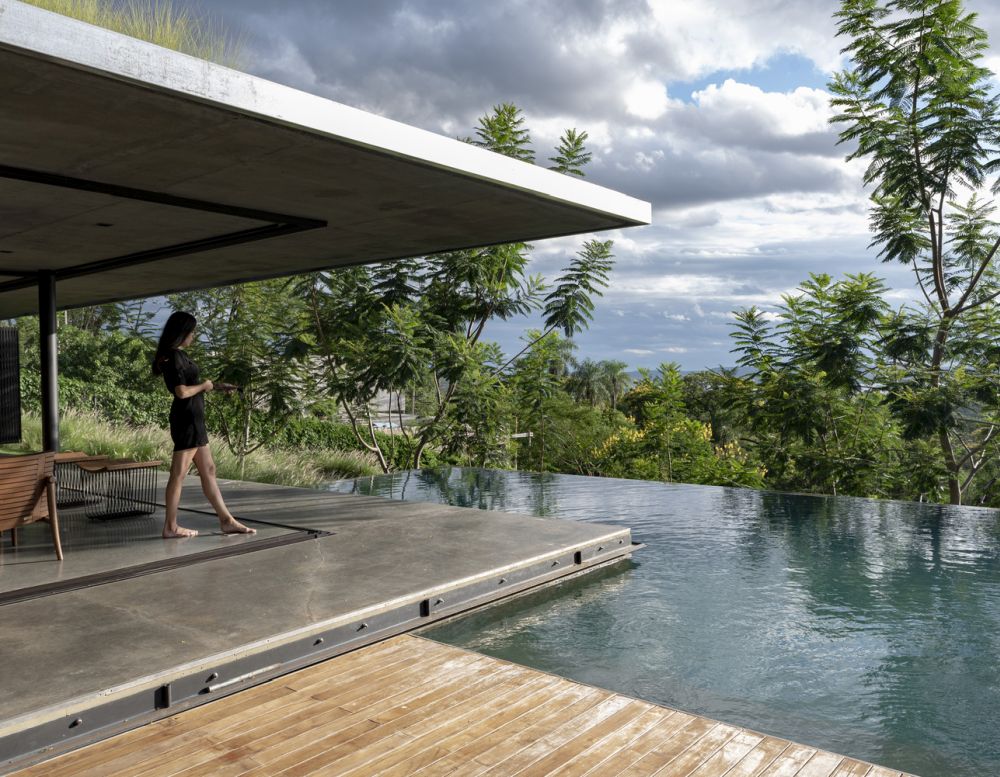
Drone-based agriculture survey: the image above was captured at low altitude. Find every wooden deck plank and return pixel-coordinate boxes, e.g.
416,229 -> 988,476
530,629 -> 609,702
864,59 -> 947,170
329,671 -> 566,776
401,678 -> 588,775
10,636 -> 922,777
712,737 -> 792,777
757,743 -> 821,776
616,717 -> 719,776
796,751 -> 849,777
450,687 -> 612,775
649,721 -> 741,776
829,759 -> 874,777
683,729 -> 766,777
477,695 -> 635,775
378,678 -> 576,777
268,664 -> 534,775
515,700 -> 654,776
254,665 -> 526,773
582,711 -> 697,776
866,768 -> 906,777
542,707 -> 671,777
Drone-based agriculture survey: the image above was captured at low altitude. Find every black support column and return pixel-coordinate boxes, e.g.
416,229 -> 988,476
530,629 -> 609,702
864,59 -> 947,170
38,271 -> 59,452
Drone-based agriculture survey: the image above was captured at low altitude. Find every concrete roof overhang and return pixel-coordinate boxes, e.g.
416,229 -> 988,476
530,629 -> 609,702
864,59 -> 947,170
0,0 -> 650,318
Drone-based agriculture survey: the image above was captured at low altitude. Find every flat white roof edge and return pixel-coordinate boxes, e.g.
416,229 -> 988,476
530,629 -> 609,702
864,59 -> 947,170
0,0 -> 651,227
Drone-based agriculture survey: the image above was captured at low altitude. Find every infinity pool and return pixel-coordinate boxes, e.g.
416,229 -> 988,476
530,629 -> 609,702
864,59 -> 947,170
331,468 -> 1000,777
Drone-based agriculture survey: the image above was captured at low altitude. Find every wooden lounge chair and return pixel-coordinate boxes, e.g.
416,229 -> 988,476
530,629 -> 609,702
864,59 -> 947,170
0,451 -> 63,560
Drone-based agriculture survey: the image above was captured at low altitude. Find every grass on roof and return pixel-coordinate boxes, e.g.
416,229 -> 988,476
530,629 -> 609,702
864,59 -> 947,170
21,0 -> 245,67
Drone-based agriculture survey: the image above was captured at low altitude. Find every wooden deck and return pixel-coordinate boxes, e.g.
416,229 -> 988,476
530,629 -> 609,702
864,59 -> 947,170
14,636 -> 915,777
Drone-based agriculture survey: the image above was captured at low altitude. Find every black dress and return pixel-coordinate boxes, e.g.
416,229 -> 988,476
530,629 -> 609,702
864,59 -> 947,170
161,349 -> 209,452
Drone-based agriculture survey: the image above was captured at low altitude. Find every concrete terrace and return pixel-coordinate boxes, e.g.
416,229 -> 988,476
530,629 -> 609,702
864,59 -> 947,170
0,476 -> 636,770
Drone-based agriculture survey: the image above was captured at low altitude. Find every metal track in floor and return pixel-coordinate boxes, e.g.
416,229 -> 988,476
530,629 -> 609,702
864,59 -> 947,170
0,529 -> 328,608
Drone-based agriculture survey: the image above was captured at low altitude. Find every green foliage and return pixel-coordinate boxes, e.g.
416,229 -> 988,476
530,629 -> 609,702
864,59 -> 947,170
606,364 -> 766,488
829,0 -> 1000,503
549,129 -> 593,176
727,269 -> 1000,503
6,411 -> 378,486
532,394 -> 624,475
22,0 -> 245,67
298,104 -> 610,473
474,103 -> 535,162
543,240 -> 615,338
18,318 -> 165,427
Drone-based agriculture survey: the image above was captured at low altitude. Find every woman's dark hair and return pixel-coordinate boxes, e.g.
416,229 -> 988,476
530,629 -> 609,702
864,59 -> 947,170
152,311 -> 197,375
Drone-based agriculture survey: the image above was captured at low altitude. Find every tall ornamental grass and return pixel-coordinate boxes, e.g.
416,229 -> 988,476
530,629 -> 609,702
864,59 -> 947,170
4,411 -> 379,487
21,0 -> 245,67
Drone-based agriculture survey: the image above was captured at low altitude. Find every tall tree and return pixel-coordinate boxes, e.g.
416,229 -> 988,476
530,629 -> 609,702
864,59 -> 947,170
731,274 -> 909,498
830,0 -> 1000,503
600,360 -> 632,411
299,104 -> 614,472
567,359 -> 609,407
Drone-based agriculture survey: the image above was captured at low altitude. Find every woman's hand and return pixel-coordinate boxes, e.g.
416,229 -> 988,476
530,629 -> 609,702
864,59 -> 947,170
203,380 -> 214,393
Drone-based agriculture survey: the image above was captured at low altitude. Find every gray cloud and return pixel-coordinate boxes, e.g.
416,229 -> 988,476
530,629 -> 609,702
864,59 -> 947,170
181,0 -> 998,368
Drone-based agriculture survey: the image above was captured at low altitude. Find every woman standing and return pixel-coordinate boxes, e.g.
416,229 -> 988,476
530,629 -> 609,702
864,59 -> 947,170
152,311 -> 255,539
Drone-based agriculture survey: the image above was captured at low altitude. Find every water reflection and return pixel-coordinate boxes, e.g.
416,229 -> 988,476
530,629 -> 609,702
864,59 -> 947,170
330,468 -> 1000,777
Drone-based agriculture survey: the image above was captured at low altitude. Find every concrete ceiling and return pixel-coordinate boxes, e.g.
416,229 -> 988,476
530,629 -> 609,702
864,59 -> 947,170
0,1 -> 650,318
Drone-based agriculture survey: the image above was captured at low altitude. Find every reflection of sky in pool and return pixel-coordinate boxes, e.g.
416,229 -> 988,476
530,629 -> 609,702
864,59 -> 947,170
331,467 -> 1000,777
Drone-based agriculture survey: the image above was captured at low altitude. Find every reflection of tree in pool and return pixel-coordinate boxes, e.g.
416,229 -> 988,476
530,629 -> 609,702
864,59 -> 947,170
746,491 -> 1000,775
860,506 -> 1000,776
410,467 -> 511,510
751,491 -> 886,618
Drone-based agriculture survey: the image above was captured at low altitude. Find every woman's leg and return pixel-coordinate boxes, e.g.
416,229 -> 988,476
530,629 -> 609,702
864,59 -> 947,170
193,446 -> 256,534
163,448 -> 199,538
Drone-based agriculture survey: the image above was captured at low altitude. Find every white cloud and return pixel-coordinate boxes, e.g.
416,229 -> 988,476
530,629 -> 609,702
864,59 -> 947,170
624,79 -> 670,120
643,0 -> 844,78
689,79 -> 834,140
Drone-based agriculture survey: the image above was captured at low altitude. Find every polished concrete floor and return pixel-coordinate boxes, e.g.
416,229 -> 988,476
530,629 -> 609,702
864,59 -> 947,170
0,474 -> 632,761
0,499 -> 292,595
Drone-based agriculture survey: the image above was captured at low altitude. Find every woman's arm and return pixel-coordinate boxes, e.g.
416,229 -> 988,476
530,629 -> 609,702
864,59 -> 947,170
174,380 -> 213,399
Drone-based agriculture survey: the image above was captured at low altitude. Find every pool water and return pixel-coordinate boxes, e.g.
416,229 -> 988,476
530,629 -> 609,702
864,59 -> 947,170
331,468 -> 1000,777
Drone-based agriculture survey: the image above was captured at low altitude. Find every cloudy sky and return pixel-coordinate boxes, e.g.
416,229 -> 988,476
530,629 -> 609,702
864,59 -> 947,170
189,0 -> 1000,371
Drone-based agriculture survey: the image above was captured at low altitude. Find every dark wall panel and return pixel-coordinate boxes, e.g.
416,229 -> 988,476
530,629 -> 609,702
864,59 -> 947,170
0,327 -> 21,444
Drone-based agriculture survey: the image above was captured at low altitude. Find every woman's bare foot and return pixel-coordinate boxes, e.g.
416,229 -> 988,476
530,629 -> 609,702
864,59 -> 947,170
163,526 -> 199,539
219,518 -> 256,535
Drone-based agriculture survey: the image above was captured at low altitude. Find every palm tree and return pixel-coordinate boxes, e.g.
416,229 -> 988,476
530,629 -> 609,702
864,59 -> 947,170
568,359 -> 609,407
599,360 -> 631,411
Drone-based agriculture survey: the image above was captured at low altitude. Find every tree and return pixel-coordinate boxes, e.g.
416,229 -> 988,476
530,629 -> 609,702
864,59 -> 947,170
299,104 -> 615,472
682,368 -> 741,446
549,129 -> 593,176
600,360 -> 632,412
509,330 -> 574,470
730,273 -> 938,500
567,359 -> 609,407
829,0 -> 1000,503
606,363 -> 765,487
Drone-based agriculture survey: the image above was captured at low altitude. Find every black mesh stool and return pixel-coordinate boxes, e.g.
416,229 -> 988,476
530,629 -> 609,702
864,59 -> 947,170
79,459 -> 162,520
54,452 -> 108,508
